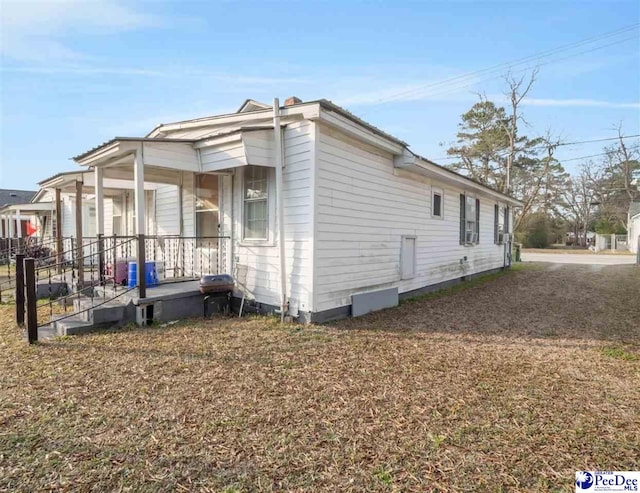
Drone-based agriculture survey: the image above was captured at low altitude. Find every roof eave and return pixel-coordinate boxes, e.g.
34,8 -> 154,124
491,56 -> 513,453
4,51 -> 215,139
72,137 -> 196,164
405,156 -> 523,206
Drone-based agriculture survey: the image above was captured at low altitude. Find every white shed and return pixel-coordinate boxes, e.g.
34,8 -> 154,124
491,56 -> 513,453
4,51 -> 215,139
628,202 -> 640,254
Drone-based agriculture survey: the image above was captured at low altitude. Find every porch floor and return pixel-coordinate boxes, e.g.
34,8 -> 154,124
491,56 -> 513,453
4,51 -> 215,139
96,279 -> 206,305
36,278 -> 234,341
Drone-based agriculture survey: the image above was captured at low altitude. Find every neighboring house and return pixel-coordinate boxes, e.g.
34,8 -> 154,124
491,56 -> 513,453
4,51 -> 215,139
61,97 -> 521,322
0,189 -> 37,238
628,201 -> 640,254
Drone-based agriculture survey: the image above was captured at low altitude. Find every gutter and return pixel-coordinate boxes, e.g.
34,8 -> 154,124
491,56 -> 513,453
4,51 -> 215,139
273,98 -> 288,322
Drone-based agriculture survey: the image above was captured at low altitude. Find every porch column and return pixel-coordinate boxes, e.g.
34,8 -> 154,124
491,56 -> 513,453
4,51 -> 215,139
1,214 -> 6,237
15,209 -> 22,238
94,169 -> 105,286
134,146 -> 146,235
75,179 -> 84,289
8,214 -> 14,238
55,188 -> 63,273
134,146 -> 146,299
94,167 -> 105,235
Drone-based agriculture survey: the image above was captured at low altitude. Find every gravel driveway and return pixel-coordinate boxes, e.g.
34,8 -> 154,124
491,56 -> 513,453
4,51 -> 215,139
334,263 -> 640,342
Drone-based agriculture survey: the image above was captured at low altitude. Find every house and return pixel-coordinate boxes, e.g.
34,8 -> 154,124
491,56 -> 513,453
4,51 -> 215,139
0,189 -> 37,238
628,201 -> 640,255
47,96 -> 520,325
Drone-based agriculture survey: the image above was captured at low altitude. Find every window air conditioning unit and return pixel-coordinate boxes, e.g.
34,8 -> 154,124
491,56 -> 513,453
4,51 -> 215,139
465,231 -> 478,244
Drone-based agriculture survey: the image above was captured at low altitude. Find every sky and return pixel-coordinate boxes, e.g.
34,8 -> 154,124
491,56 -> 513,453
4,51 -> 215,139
0,0 -> 639,190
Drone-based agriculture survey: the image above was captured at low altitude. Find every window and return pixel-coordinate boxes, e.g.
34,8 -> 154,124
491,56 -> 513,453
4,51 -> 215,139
460,194 -> 480,245
196,174 -> 219,239
504,206 -> 510,236
243,166 -> 269,240
494,204 -> 505,244
432,188 -> 443,218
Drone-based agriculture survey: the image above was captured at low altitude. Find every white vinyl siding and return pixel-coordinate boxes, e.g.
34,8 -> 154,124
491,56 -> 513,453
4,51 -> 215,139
314,123 -> 509,313
182,175 -> 195,237
200,140 -> 246,172
155,184 -> 180,236
61,196 -> 74,238
229,121 -> 314,313
103,197 -> 113,236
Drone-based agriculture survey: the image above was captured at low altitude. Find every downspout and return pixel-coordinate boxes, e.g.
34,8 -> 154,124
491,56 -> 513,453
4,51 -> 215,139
273,98 -> 287,322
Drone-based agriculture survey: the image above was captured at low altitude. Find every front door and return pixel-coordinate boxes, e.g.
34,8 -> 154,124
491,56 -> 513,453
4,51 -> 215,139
195,174 -> 220,275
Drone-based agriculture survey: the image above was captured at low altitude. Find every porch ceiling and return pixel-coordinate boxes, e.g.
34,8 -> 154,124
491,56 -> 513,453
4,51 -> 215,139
102,164 -> 183,186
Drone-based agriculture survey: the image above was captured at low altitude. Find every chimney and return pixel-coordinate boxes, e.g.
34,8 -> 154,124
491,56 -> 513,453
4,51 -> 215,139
284,96 -> 302,106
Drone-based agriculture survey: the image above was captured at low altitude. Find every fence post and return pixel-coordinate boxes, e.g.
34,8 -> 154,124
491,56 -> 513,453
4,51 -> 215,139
97,233 -> 105,286
137,234 -> 146,299
15,254 -> 25,326
24,258 -> 37,343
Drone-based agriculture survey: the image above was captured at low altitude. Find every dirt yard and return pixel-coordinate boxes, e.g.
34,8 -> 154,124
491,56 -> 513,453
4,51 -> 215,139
1,263 -> 639,492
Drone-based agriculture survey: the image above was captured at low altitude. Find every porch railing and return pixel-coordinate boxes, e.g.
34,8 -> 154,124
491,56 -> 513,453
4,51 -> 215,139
0,236 -> 74,302
14,234 -> 231,342
144,235 -> 229,281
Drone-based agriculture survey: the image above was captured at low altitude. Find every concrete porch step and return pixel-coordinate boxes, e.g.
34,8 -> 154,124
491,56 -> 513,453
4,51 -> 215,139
53,315 -> 98,336
72,296 -> 128,324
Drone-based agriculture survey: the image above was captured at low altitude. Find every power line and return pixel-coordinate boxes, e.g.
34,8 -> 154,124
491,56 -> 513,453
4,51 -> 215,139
448,144 -> 639,165
371,34 -> 637,109
559,145 -> 640,163
356,23 -> 639,112
434,134 -> 640,161
557,134 -> 640,146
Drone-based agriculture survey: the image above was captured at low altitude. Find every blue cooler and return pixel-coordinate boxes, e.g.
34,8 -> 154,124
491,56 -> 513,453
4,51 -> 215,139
127,261 -> 158,288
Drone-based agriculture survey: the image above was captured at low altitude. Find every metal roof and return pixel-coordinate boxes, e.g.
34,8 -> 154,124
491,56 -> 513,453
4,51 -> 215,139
72,137 -> 196,162
72,99 -> 520,204
37,170 -> 89,186
146,99 -> 408,147
629,201 -> 640,218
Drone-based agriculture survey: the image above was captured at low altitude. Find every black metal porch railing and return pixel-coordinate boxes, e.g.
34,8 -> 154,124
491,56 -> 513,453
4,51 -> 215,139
15,234 -> 231,343
25,236 -> 139,338
0,236 -> 75,303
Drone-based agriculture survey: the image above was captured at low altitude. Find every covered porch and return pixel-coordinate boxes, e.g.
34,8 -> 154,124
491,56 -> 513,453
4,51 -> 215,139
0,201 -> 54,243
0,201 -> 57,275
68,137 -> 236,299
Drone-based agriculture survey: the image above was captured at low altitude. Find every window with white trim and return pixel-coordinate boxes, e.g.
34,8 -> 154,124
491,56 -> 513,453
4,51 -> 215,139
494,204 -> 505,244
243,165 -> 269,240
432,188 -> 443,218
460,193 -> 480,245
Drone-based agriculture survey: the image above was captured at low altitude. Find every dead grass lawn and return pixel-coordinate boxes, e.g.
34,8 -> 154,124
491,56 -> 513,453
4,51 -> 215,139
1,264 -> 639,492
